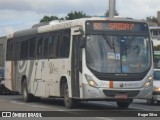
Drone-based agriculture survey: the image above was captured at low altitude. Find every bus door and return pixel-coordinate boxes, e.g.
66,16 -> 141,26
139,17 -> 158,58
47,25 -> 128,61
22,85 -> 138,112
71,35 -> 82,98
34,35 -> 46,97
13,42 -> 20,91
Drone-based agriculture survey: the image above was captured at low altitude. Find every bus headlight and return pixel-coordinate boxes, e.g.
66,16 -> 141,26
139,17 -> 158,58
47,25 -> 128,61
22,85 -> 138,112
154,88 -> 160,92
144,76 -> 153,88
85,74 -> 99,88
144,81 -> 151,88
148,76 -> 153,80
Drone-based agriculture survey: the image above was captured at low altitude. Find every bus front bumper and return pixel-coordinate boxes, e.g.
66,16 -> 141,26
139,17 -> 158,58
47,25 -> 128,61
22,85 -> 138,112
82,83 -> 152,100
152,92 -> 160,101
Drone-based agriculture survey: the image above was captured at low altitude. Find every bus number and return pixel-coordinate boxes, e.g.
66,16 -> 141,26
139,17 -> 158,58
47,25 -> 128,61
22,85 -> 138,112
108,23 -> 135,31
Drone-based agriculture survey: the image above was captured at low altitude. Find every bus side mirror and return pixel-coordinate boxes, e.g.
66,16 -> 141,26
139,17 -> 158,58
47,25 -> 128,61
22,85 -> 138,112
80,37 -> 86,48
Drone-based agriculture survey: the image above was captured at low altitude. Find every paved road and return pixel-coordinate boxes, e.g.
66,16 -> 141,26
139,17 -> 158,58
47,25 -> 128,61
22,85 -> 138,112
0,94 -> 160,120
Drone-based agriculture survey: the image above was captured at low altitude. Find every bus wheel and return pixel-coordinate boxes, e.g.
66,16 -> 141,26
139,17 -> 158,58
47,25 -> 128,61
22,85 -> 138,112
117,101 -> 130,109
22,80 -> 33,102
64,84 -> 76,109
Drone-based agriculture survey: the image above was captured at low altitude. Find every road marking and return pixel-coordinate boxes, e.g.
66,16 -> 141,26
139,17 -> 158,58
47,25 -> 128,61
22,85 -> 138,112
9,100 -> 69,111
89,101 -> 116,107
130,106 -> 149,110
10,100 -> 51,109
57,109 -> 66,111
96,117 -> 115,120
10,101 -> 26,105
28,104 -> 51,109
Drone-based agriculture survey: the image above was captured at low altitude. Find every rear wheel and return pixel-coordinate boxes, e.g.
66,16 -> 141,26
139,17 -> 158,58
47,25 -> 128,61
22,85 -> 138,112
64,84 -> 77,109
22,80 -> 34,102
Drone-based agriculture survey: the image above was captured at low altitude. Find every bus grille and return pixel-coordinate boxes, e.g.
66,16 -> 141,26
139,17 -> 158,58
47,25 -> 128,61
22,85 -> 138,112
103,90 -> 140,98
153,92 -> 160,95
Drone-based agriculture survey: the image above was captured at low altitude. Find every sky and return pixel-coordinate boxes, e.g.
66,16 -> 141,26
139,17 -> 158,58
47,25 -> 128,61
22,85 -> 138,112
0,0 -> 159,36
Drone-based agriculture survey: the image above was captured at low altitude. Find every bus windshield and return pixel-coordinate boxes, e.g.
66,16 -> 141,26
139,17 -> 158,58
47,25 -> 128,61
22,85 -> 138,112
154,70 -> 160,80
86,35 -> 151,73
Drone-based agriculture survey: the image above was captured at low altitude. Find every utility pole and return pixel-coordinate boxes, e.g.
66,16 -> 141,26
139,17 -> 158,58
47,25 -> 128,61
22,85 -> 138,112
109,0 -> 116,18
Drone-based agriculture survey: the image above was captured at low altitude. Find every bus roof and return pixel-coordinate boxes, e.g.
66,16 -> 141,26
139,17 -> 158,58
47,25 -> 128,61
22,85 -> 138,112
149,26 -> 160,30
7,17 -> 147,39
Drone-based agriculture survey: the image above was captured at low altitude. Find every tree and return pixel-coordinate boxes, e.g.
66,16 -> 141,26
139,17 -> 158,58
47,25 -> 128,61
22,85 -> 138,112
65,11 -> 87,20
40,15 -> 64,23
105,10 -> 119,17
146,16 -> 158,24
40,11 -> 88,23
154,45 -> 160,51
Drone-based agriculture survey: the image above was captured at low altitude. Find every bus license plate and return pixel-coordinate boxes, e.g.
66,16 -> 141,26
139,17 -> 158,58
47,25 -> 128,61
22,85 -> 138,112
115,94 -> 128,99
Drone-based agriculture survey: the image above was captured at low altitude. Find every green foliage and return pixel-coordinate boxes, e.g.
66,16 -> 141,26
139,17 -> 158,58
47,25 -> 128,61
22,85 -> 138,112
65,11 -> 87,20
146,16 -> 158,23
40,11 -> 88,23
154,45 -> 160,51
40,15 -> 64,23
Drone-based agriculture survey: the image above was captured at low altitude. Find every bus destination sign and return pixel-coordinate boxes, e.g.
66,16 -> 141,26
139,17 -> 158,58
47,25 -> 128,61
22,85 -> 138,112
86,21 -> 148,33
94,23 -> 135,31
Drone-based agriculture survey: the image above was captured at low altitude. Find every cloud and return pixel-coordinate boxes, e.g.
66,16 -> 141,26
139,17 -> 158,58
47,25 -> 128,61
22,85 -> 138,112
0,0 -> 32,11
4,26 -> 15,34
0,0 -> 108,15
117,0 -> 160,19
0,0 -> 159,18
0,0 -> 160,36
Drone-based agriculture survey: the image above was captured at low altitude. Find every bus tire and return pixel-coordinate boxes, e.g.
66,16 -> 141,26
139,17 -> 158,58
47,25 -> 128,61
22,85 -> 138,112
64,84 -> 77,109
117,101 -> 130,109
22,80 -> 33,102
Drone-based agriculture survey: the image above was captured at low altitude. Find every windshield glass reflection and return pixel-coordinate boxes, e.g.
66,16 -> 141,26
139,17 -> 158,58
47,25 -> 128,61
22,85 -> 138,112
86,35 -> 151,73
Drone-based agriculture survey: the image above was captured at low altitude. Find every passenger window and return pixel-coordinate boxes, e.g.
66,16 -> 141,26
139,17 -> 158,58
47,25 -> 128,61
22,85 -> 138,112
59,29 -> 71,58
43,36 -> 49,58
37,36 -> 43,58
20,39 -> 29,59
48,36 -> 54,58
6,40 -> 13,60
29,37 -> 36,59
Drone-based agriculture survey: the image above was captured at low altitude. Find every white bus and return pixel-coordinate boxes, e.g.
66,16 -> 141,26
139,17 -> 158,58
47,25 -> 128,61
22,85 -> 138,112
150,26 -> 160,40
0,36 -> 10,94
5,17 -> 153,109
149,26 -> 160,69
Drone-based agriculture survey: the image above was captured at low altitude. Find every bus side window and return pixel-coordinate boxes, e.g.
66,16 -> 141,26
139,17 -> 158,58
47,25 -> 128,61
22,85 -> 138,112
36,35 -> 43,59
0,44 -> 3,65
43,35 -> 49,59
48,35 -> 54,58
59,29 -> 71,58
13,42 -> 20,60
6,40 -> 13,61
20,38 -> 29,60
29,37 -> 36,59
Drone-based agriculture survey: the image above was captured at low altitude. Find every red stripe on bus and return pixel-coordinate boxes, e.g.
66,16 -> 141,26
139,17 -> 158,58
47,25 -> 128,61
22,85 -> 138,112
109,81 -> 113,88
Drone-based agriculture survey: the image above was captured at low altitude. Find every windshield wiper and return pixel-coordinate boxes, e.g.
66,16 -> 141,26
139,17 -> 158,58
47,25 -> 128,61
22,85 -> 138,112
102,34 -> 114,50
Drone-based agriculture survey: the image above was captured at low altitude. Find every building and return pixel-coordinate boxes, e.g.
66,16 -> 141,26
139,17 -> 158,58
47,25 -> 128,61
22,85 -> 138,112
0,36 -> 7,67
157,11 -> 160,26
